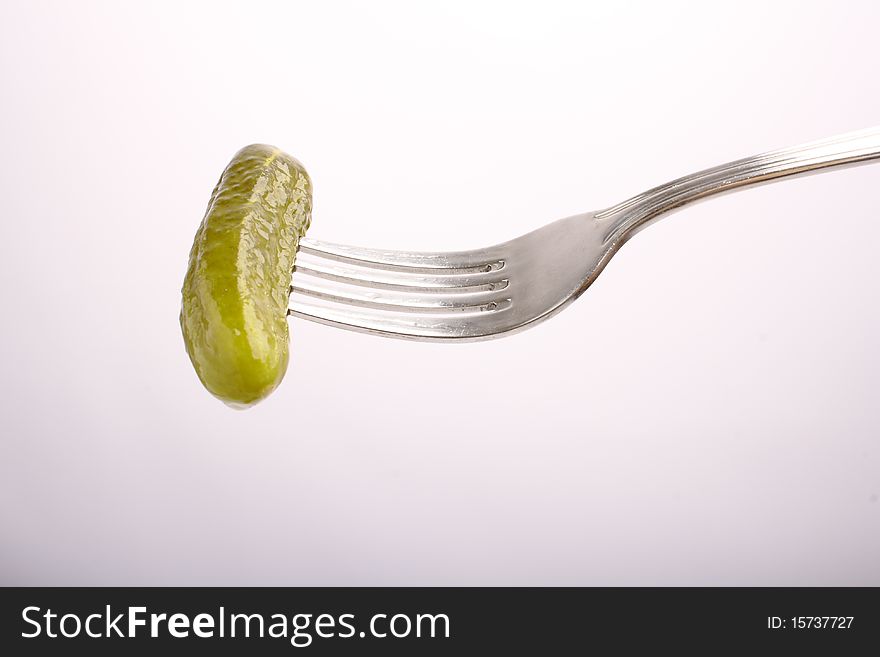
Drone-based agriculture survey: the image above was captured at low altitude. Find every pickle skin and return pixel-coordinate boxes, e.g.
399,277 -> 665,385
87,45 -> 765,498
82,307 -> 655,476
180,144 -> 312,407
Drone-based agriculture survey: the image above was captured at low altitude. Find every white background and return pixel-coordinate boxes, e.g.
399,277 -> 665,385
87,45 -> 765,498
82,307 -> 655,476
1,0 -> 878,585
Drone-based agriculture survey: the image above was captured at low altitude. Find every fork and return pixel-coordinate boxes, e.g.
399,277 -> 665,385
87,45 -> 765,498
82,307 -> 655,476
289,127 -> 880,341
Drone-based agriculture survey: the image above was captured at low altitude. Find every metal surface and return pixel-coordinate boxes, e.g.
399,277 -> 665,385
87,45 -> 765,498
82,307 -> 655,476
289,127 -> 880,341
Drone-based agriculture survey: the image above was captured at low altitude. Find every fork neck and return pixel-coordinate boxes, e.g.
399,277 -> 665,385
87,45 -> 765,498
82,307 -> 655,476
596,126 -> 880,245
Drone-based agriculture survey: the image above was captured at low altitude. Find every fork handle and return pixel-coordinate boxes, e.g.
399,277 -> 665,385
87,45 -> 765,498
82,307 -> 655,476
600,127 -> 880,243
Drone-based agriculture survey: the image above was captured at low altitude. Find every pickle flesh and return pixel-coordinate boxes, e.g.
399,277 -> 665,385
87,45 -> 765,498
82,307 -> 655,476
180,144 -> 311,407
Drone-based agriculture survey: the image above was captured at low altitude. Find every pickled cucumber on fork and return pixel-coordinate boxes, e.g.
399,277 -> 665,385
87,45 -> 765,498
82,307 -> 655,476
180,144 -> 312,407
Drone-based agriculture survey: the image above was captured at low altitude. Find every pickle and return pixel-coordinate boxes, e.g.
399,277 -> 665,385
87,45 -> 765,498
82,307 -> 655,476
180,144 -> 312,407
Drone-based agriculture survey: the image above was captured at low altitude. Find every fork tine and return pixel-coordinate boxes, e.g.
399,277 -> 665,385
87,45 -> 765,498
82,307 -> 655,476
293,250 -> 510,313
290,238 -> 514,338
294,258 -> 508,293
298,237 -> 504,271
288,291 -> 511,340
294,240 -> 508,294
291,278 -> 511,313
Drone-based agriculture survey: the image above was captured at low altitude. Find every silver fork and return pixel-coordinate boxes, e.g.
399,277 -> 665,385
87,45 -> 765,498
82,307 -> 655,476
289,127 -> 880,341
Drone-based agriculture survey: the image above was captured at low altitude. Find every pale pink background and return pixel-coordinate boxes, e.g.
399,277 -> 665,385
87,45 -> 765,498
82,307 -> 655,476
0,0 -> 878,585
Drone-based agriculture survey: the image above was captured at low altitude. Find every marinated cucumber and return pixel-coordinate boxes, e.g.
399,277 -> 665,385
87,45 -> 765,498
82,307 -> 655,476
180,144 -> 312,407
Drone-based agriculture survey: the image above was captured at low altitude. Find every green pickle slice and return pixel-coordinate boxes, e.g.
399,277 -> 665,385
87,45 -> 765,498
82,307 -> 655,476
180,144 -> 312,407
